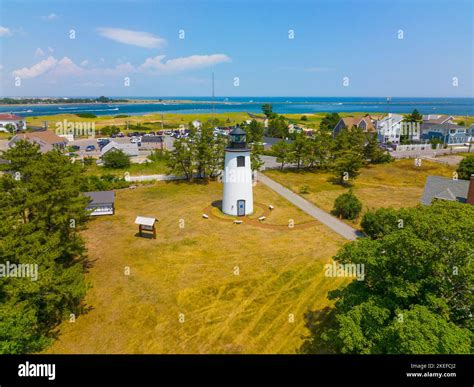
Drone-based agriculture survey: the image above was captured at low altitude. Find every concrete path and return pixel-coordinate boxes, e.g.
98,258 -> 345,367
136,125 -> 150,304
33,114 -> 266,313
258,173 -> 364,241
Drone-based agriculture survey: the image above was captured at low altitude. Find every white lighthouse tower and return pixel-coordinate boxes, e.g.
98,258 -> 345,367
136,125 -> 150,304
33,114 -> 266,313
222,126 -> 254,216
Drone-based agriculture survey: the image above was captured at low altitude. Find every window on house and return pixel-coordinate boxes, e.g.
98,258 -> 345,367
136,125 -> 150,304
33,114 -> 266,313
237,156 -> 245,167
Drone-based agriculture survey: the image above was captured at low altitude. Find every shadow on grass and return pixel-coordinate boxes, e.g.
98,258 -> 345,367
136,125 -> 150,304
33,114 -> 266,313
211,200 -> 222,210
134,232 -> 155,239
298,306 -> 337,354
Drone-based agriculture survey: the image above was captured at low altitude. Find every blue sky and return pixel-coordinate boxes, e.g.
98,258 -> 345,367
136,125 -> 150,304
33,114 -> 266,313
0,0 -> 472,97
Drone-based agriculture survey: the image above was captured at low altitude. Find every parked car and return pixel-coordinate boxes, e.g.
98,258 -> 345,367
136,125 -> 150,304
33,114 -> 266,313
117,132 -> 125,137
85,145 -> 96,152
69,145 -> 80,151
96,137 -> 109,143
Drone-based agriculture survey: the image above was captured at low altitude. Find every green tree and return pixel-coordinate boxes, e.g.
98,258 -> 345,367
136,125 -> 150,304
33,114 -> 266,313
271,140 -> 291,170
0,143 -> 88,353
364,134 -> 392,164
333,151 -> 364,185
332,190 -> 363,220
267,116 -> 289,138
456,154 -> 474,180
304,201 -> 474,354
102,149 -> 130,169
244,120 -> 265,171
319,113 -> 341,133
262,103 -> 276,119
289,133 -> 308,169
166,137 -> 195,180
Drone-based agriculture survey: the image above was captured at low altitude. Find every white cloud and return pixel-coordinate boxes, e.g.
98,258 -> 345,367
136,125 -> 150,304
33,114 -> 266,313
53,57 -> 84,76
0,26 -> 12,37
35,48 -> 45,57
80,60 -> 89,67
42,13 -> 58,21
0,64 -> 3,71
139,54 -> 231,73
48,47 -> 54,53
12,56 -> 84,79
13,56 -> 58,79
97,27 -> 166,48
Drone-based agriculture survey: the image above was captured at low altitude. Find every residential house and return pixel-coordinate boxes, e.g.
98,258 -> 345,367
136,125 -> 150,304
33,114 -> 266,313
0,113 -> 27,132
421,175 -> 474,205
333,116 -> 375,137
8,130 -> 68,153
100,141 -> 139,157
422,114 -> 455,126
375,113 -> 403,144
421,123 -> 473,145
140,136 -> 166,151
84,191 -> 115,216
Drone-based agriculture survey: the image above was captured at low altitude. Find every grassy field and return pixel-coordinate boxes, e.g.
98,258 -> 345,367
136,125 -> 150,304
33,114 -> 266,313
264,159 -> 457,228
46,180 -> 348,354
84,159 -> 169,178
24,111 -> 472,133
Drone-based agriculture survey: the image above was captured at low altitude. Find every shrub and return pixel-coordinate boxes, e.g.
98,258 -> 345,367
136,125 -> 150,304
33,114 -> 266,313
102,149 -> 130,169
332,190 -> 362,220
300,115 -> 308,121
75,113 -> 97,118
456,155 -> 474,180
299,184 -> 310,194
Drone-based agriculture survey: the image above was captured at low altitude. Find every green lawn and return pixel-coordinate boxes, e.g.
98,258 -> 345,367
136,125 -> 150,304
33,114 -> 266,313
264,159 -> 456,228
84,159 -> 169,178
46,180 -> 348,354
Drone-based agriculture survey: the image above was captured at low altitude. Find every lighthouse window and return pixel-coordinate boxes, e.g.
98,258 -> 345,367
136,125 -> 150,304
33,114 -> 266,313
237,156 -> 245,167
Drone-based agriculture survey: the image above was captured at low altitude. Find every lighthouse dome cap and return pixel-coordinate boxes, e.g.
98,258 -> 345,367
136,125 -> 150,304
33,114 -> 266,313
229,126 -> 247,136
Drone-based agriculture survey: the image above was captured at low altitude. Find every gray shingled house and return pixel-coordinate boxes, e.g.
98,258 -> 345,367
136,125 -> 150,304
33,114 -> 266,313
421,175 -> 474,205
84,191 -> 115,216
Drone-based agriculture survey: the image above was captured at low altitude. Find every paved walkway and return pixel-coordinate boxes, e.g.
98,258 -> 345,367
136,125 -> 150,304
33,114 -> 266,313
258,173 -> 364,241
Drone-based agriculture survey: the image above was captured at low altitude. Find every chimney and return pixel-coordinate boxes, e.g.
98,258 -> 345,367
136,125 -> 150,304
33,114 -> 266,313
467,175 -> 474,205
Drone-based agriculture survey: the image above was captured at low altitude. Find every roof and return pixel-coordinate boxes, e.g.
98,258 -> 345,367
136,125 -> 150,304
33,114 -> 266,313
339,116 -> 375,131
12,130 -> 67,145
135,216 -> 157,226
229,126 -> 247,136
141,136 -> 163,143
421,176 -> 470,205
101,141 -> 139,156
84,191 -> 115,205
423,114 -> 453,124
0,113 -> 24,121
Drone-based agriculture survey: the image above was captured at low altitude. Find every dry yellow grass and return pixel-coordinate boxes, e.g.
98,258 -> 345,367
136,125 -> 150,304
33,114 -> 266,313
264,159 -> 456,228
46,180 -> 348,354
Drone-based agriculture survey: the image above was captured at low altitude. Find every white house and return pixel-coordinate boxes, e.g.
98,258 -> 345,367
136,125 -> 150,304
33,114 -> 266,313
0,113 -> 27,132
376,113 -> 403,144
222,127 -> 254,216
101,141 -> 139,157
192,120 -> 202,129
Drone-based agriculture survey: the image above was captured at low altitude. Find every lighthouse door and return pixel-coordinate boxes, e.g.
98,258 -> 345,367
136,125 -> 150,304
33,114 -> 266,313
237,200 -> 246,216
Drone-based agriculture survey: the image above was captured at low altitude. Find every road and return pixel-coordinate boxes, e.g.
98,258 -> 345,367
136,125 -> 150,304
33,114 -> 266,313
257,173 -> 364,241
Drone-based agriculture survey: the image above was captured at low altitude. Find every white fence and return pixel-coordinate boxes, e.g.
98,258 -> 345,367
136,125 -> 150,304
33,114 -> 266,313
395,144 -> 441,152
124,173 -> 186,182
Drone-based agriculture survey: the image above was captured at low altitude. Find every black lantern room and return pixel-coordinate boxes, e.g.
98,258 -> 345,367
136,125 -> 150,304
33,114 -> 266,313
227,126 -> 248,150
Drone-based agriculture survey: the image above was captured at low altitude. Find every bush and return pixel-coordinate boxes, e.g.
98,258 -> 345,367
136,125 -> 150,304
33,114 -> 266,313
102,149 -> 130,169
114,114 -> 130,118
75,113 -> 97,118
82,156 -> 94,166
332,190 -> 362,220
300,115 -> 308,121
456,155 -> 474,180
299,184 -> 310,194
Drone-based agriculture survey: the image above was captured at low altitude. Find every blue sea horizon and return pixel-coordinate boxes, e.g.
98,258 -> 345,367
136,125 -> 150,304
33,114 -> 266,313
1,96 -> 473,117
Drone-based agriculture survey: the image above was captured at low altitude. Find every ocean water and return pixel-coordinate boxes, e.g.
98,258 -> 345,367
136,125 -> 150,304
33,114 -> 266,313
1,97 -> 473,117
